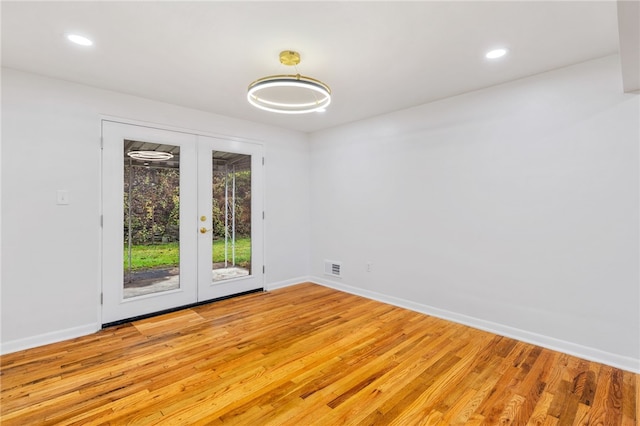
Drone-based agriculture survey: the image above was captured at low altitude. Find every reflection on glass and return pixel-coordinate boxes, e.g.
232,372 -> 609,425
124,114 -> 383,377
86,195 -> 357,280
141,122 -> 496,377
212,151 -> 251,282
123,142 -> 180,298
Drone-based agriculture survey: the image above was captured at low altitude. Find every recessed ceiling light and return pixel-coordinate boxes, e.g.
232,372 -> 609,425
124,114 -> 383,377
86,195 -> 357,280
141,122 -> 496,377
67,34 -> 93,46
485,48 -> 508,59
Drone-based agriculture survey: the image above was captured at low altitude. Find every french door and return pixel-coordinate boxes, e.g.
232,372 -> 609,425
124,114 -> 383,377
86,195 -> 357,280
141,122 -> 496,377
101,121 -> 263,324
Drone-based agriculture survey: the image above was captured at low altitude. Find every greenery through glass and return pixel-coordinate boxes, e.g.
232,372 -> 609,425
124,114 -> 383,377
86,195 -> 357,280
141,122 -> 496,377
123,238 -> 251,270
124,165 -> 180,245
123,162 -> 251,273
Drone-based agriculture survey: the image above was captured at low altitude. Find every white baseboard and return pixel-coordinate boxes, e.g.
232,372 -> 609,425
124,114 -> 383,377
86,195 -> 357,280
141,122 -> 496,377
1,323 -> 100,355
310,276 -> 640,374
4,281 -> 638,374
265,276 -> 312,291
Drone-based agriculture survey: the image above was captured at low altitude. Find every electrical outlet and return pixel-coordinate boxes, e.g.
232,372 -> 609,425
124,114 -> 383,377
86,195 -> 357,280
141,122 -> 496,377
366,262 -> 372,272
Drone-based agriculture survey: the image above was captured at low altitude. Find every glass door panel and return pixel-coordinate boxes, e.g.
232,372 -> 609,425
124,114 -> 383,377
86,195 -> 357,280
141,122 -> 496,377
211,151 -> 252,282
197,137 -> 263,301
123,142 -> 181,298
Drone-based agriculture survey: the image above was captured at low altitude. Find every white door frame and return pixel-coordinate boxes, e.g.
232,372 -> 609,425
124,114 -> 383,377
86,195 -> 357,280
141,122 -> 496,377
101,119 -> 265,324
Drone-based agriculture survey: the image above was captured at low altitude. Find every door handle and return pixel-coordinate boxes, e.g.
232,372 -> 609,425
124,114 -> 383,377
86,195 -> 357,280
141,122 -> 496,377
200,227 -> 212,234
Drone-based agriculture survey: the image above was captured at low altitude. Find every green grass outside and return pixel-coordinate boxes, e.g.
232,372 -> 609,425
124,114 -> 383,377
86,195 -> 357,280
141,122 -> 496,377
124,238 -> 251,270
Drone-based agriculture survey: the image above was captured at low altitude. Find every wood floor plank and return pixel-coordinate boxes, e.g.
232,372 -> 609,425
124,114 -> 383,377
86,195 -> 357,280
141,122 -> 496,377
383,341 -> 489,424
1,283 -> 637,425
527,391 -> 555,426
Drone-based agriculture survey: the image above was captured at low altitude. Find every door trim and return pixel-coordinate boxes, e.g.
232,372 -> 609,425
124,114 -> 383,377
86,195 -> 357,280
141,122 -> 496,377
100,118 -> 266,325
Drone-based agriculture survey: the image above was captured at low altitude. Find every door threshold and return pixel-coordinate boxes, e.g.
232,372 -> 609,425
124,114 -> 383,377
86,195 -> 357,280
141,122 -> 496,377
101,287 -> 264,329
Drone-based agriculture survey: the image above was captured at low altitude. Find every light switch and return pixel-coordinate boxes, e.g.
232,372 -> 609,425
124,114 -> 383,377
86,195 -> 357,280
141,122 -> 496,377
57,190 -> 70,205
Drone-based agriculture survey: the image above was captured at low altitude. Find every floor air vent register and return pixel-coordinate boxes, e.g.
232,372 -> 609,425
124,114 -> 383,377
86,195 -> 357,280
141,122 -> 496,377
324,260 -> 342,278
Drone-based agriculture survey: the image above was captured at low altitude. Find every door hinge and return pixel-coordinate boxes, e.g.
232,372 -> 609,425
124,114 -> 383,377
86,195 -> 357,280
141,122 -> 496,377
100,136 -> 104,149
100,293 -> 103,305
100,215 -> 103,227
263,265 -> 265,274
262,157 -> 265,166
262,211 -> 265,220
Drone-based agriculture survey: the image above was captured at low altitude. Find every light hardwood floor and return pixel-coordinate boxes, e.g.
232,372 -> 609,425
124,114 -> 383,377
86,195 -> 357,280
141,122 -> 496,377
1,283 -> 637,425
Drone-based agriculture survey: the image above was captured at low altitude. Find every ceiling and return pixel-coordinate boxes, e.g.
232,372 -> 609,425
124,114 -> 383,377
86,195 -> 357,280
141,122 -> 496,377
0,1 -> 627,134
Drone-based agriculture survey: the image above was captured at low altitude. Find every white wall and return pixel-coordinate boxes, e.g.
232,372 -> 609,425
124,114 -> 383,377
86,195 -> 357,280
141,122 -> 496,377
309,55 -> 639,372
1,68 -> 310,351
3,55 -> 639,373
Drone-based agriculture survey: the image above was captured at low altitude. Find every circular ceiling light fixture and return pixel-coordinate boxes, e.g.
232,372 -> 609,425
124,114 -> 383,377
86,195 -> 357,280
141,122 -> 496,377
247,50 -> 331,114
127,151 -> 174,161
485,48 -> 508,59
